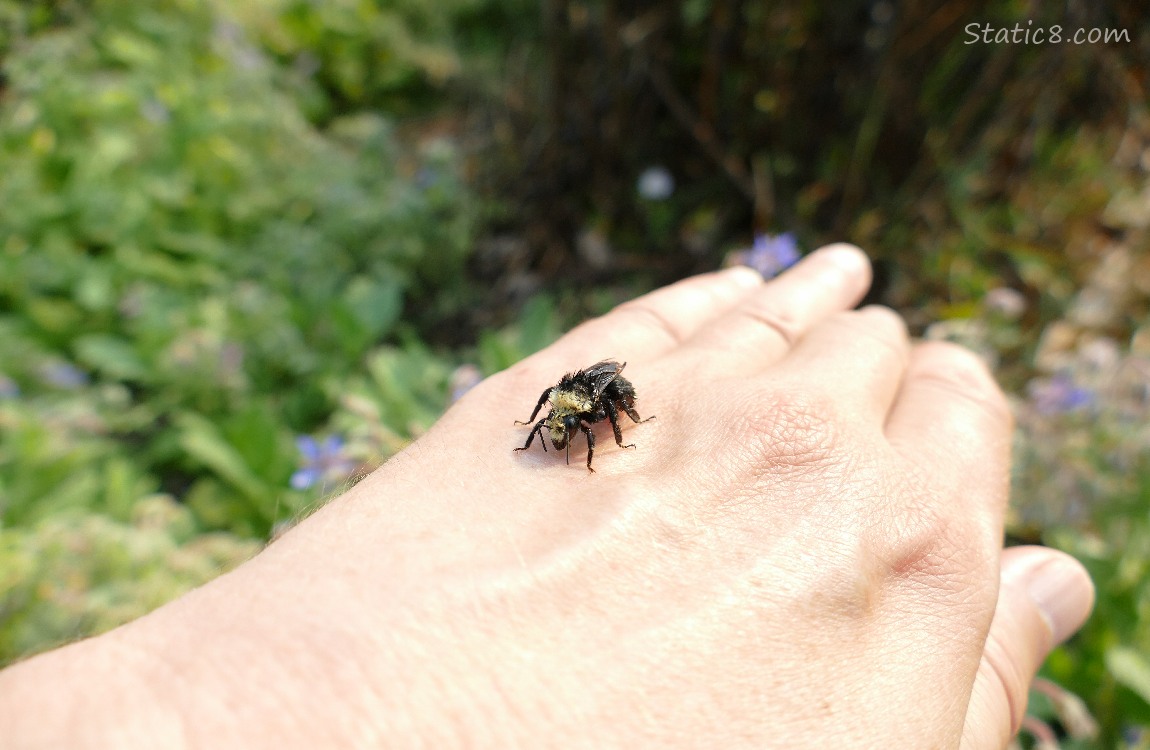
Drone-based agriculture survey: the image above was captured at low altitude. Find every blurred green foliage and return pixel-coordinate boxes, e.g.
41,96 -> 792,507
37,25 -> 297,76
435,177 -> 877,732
224,0 -> 477,115
0,495 -> 259,659
0,0 -> 492,665
930,222 -> 1150,746
0,0 -> 475,539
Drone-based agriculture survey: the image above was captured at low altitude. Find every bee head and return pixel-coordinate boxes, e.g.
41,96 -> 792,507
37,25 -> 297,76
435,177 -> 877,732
548,413 -> 580,449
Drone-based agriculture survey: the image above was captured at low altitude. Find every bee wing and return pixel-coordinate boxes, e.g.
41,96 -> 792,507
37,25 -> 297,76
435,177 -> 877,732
585,360 -> 624,398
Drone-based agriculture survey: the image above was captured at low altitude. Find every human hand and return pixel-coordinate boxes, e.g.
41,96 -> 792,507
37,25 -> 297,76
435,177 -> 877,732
0,244 -> 1093,749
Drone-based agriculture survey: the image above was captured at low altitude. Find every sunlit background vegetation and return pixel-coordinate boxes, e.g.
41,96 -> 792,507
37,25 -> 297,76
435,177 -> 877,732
0,1 -> 1147,746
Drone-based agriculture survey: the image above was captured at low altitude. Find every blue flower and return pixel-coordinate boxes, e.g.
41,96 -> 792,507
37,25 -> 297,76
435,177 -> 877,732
735,233 -> 801,279
1028,374 -> 1094,415
139,98 -> 170,124
0,373 -> 19,399
415,165 -> 441,191
291,435 -> 356,490
449,364 -> 483,403
39,361 -> 89,390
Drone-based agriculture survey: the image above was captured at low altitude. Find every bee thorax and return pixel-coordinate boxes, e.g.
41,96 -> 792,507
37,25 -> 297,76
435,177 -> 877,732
550,388 -> 591,415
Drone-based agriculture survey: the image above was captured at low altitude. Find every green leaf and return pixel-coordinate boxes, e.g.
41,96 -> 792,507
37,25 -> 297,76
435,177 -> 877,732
1107,646 -> 1150,707
326,276 -> 404,357
220,402 -> 293,486
25,297 -> 83,335
15,470 -> 103,526
104,30 -> 161,68
350,276 -> 403,337
175,413 -> 268,505
74,334 -> 150,382
100,457 -> 155,522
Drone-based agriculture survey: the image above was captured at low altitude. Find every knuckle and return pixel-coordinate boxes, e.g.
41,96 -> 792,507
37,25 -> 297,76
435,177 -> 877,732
734,387 -> 843,472
735,297 -> 804,347
888,511 -> 976,585
828,306 -> 910,361
857,304 -> 910,343
870,463 -> 1000,593
912,341 -> 1012,425
791,533 -> 892,624
611,300 -> 685,346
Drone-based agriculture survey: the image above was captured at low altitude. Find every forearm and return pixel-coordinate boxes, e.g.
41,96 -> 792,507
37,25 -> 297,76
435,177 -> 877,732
0,633 -> 192,749
0,543 -> 509,750
0,567 -> 360,748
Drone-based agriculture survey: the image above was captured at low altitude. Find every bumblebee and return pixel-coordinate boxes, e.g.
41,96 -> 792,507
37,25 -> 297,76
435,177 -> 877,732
514,360 -> 654,472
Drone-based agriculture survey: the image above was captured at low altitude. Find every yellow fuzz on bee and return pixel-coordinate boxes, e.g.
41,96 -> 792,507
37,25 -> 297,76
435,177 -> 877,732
550,388 -> 591,416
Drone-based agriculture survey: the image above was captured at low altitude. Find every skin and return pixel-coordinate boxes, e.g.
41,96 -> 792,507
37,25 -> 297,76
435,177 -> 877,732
0,244 -> 1094,748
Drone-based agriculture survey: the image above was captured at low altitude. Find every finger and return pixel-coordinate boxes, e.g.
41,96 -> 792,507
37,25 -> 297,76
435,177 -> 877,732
520,266 -> 764,374
960,546 -> 1095,750
673,243 -> 872,376
884,341 -> 1013,503
776,305 -> 910,425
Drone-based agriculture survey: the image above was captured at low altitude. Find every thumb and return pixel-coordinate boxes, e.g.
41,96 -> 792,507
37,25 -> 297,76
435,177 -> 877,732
961,545 -> 1095,749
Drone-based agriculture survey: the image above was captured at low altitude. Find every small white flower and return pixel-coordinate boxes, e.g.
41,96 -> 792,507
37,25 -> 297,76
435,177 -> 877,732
637,166 -> 674,201
983,287 -> 1026,320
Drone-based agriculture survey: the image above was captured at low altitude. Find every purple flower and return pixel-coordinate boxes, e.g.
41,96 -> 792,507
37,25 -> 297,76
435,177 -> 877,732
39,361 -> 89,390
735,233 -> 801,279
449,364 -> 483,403
1124,725 -> 1148,747
290,435 -> 356,490
292,51 -> 320,79
1028,373 -> 1094,415
415,166 -> 441,191
139,98 -> 170,124
0,373 -> 19,399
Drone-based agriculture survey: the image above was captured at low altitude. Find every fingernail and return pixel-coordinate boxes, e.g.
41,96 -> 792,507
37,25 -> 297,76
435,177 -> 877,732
1012,549 -> 1095,644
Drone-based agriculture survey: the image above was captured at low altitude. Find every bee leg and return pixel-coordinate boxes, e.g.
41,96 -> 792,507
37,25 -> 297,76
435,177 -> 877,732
581,423 -> 596,473
621,395 -> 655,425
514,418 -> 549,453
515,388 -> 552,425
604,399 -> 634,449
